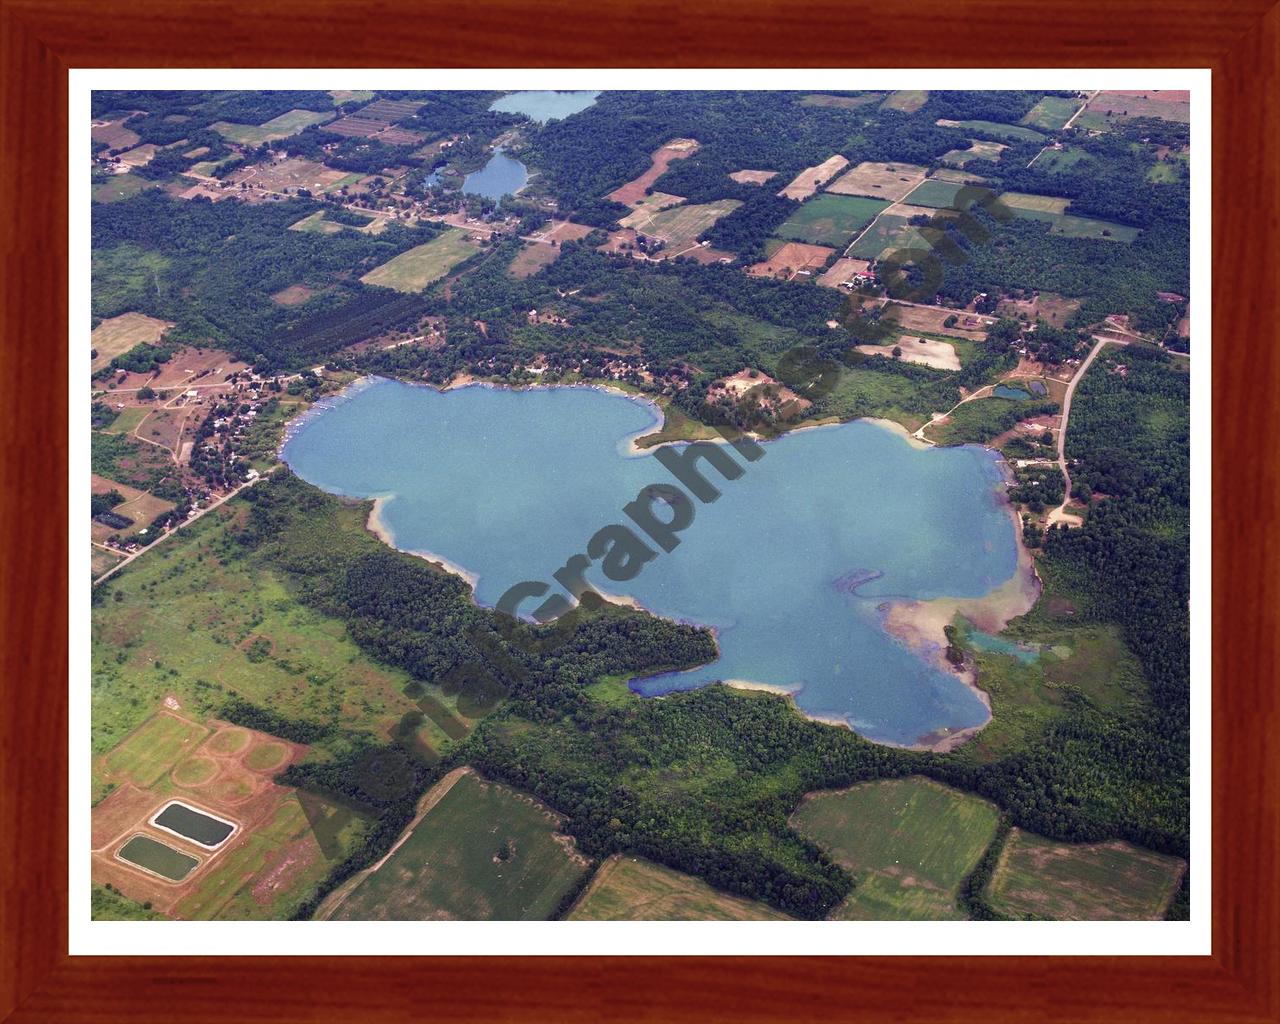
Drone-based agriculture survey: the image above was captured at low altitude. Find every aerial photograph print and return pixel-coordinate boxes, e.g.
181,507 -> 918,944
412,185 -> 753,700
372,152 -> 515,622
86,84 -> 1194,930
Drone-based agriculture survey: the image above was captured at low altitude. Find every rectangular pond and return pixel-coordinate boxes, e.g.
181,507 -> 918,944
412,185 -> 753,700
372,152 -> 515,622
150,800 -> 237,849
117,834 -> 199,882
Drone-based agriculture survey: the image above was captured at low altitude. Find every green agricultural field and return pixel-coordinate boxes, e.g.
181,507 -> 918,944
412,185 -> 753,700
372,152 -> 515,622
332,771 -> 590,920
1020,96 -> 1081,130
101,712 -> 209,787
569,856 -> 791,920
90,501 -> 472,758
359,228 -> 477,292
100,406 -> 149,436
791,777 -> 1000,920
94,173 -> 160,204
903,179 -> 971,209
937,119 -> 1046,144
210,108 -> 334,146
846,213 -> 928,260
776,194 -> 890,247
987,829 -> 1185,920
1049,215 -> 1140,242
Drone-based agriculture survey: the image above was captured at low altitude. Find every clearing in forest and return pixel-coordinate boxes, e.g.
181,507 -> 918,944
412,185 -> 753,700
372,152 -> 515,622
790,776 -> 1000,920
359,229 -> 478,292
330,770 -> 589,921
91,313 -> 174,373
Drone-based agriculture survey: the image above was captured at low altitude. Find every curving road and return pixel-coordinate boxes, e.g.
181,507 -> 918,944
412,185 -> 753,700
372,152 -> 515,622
1046,335 -> 1127,526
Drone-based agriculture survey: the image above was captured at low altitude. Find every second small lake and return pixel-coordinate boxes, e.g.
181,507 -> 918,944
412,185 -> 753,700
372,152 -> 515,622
462,150 -> 528,202
489,90 -> 600,122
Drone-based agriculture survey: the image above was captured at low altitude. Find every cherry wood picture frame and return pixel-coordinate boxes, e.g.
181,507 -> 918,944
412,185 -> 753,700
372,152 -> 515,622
2,0 -> 1275,1019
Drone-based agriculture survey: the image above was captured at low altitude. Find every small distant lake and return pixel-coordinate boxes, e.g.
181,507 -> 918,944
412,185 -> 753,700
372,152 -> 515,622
281,379 -> 1023,747
489,90 -> 600,122
462,150 -> 528,202
992,384 -> 1032,400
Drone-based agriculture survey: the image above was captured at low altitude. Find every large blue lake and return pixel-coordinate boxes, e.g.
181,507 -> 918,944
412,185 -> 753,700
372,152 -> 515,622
281,378 -> 1019,746
488,90 -> 600,122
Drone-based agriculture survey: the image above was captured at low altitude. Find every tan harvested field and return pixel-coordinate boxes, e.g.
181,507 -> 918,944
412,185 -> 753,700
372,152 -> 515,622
942,140 -> 1007,167
817,257 -> 873,288
92,117 -> 141,151
1081,89 -> 1190,127
881,302 -> 993,340
746,240 -> 834,280
358,98 -> 424,122
118,144 -> 159,167
133,407 -> 192,457
270,284 -> 319,307
620,199 -> 741,254
987,829 -> 1186,920
999,192 -> 1071,214
112,489 -> 177,527
728,169 -> 778,185
182,145 -> 210,159
777,154 -> 849,200
91,313 -> 174,373
857,335 -> 960,371
996,291 -> 1083,329
507,243 -> 560,279
826,161 -> 928,201
881,90 -> 930,112
608,138 -> 700,205
569,856 -> 791,921
530,220 -> 595,245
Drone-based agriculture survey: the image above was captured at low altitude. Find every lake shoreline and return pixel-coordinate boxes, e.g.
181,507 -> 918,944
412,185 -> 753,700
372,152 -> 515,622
284,372 -> 1034,754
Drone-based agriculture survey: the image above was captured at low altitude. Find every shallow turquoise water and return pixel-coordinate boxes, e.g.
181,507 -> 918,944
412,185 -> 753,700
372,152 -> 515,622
489,90 -> 600,122
281,378 -> 1019,746
462,150 -> 528,201
992,384 -> 1031,400
966,628 -> 1041,664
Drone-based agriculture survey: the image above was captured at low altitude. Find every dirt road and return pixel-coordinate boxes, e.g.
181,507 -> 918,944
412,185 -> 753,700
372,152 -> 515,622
1046,335 -> 1127,526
